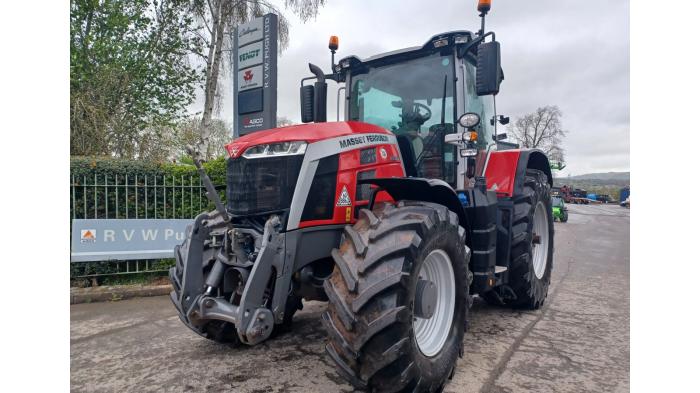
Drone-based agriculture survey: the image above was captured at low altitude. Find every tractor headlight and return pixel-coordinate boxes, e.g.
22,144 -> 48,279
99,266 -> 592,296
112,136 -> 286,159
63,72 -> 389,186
458,112 -> 481,129
242,141 -> 307,158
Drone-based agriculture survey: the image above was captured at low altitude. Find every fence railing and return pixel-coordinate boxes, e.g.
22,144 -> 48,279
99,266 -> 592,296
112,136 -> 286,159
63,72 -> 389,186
70,173 -> 213,281
71,174 -> 210,220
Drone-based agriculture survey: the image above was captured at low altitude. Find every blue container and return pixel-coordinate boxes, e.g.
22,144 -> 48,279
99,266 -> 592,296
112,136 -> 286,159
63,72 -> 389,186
587,193 -> 597,201
620,187 -> 630,202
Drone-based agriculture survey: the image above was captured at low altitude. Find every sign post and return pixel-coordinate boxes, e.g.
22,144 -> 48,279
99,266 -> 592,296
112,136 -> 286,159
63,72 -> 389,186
233,14 -> 278,137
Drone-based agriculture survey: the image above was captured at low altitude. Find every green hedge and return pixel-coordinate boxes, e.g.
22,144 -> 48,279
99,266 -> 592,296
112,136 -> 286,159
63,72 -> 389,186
70,156 -> 226,184
70,156 -> 227,219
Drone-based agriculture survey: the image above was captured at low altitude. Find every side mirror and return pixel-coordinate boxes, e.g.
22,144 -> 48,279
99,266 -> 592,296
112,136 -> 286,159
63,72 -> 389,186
476,41 -> 503,96
300,63 -> 328,123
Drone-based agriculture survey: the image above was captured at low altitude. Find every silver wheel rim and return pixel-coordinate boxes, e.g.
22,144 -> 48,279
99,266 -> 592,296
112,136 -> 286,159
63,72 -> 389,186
532,201 -> 550,279
413,249 -> 455,357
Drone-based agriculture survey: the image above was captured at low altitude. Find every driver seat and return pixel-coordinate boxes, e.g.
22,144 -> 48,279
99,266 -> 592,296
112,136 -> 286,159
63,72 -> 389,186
396,134 -> 418,177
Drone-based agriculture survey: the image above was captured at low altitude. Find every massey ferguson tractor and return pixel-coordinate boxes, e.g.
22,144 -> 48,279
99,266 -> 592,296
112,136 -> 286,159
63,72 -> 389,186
169,1 -> 554,391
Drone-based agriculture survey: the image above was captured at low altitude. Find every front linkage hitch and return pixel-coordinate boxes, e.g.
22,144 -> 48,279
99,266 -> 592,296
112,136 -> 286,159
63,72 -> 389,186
169,154 -> 286,345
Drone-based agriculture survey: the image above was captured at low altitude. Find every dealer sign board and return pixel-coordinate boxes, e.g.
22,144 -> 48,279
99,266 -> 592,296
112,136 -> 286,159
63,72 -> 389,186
71,219 -> 192,262
233,14 -> 278,136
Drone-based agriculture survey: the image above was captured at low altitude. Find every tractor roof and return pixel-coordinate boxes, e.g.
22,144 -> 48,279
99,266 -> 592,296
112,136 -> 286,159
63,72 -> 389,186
337,31 -> 475,71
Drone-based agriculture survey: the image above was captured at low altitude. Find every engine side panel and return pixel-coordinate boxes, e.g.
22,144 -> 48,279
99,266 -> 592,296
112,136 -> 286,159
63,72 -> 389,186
299,143 -> 403,228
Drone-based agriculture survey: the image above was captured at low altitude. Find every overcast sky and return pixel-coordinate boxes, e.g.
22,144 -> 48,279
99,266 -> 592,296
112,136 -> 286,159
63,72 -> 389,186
192,0 -> 629,177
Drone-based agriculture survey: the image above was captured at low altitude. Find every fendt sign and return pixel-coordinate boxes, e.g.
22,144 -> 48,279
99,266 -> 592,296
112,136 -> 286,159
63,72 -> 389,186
233,14 -> 278,136
238,41 -> 262,69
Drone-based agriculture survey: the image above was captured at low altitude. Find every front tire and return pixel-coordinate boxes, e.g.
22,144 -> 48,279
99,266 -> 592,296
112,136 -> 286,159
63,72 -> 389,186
323,201 -> 470,392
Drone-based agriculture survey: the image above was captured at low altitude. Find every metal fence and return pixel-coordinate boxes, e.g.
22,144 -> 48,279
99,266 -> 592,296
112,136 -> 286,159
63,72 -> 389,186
71,174 -> 209,220
70,173 -> 211,280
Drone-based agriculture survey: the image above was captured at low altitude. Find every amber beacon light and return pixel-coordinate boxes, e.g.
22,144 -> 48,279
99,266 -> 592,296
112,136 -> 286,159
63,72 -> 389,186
329,35 -> 339,51
478,0 -> 491,13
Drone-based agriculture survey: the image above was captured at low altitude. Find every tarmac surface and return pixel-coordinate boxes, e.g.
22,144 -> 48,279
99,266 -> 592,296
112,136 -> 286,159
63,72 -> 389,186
71,203 -> 630,393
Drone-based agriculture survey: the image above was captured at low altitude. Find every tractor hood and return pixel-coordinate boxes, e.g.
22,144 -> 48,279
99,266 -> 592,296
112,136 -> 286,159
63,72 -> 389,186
225,121 -> 391,158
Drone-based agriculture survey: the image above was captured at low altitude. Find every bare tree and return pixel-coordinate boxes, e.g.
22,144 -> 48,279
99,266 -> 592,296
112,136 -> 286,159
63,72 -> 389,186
508,105 -> 567,161
276,116 -> 295,127
190,0 -> 326,158
174,117 -> 232,160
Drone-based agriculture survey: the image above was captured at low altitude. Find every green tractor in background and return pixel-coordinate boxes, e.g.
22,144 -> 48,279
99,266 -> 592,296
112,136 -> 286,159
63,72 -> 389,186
550,161 -> 568,223
551,191 -> 568,222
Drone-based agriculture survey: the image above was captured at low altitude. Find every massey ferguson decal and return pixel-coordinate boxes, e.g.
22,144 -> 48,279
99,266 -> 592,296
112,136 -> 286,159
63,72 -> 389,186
238,65 -> 263,91
338,134 -> 389,149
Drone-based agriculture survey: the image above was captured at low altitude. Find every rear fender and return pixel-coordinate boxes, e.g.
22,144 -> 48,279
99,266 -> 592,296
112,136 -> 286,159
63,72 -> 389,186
484,149 -> 552,197
358,177 -> 469,239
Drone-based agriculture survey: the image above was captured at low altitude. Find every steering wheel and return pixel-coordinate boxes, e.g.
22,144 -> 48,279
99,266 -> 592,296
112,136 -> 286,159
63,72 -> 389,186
409,102 -> 432,123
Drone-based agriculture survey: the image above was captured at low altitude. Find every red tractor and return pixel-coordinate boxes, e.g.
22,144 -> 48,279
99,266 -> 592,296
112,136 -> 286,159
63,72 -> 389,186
170,1 -> 554,391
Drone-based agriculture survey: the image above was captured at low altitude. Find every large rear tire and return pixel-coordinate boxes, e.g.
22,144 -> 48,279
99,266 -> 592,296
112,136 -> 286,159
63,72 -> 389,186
323,201 -> 470,393
486,169 -> 554,309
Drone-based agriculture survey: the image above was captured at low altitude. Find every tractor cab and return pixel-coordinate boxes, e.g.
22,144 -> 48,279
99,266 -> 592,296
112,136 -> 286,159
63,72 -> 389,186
301,30 -> 506,190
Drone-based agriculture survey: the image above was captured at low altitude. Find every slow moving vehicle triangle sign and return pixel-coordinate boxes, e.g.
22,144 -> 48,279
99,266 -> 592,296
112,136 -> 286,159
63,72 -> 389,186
336,186 -> 352,207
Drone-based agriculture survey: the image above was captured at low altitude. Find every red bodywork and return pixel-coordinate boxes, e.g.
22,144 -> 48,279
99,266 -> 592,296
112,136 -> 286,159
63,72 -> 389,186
484,150 -> 521,197
225,121 -> 403,229
299,142 -> 403,228
225,121 -> 391,158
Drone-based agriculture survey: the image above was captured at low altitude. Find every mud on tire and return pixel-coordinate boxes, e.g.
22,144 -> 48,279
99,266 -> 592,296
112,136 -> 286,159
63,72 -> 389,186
323,201 -> 470,392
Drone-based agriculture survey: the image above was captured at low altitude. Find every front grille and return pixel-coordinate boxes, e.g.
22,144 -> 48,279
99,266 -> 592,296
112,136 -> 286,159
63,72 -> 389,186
227,155 -> 304,215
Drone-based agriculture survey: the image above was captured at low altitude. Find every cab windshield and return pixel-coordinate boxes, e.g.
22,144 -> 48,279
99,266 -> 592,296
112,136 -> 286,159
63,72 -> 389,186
349,52 -> 456,183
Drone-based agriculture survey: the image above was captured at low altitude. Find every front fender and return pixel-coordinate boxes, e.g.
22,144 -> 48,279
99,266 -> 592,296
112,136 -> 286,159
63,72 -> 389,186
484,149 -> 552,197
358,177 -> 469,234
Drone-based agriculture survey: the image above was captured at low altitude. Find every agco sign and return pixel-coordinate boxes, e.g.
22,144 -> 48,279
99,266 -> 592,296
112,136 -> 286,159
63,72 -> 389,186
243,117 -> 264,128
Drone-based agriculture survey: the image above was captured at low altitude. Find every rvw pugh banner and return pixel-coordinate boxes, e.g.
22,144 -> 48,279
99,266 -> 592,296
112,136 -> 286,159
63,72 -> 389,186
71,219 -> 192,262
